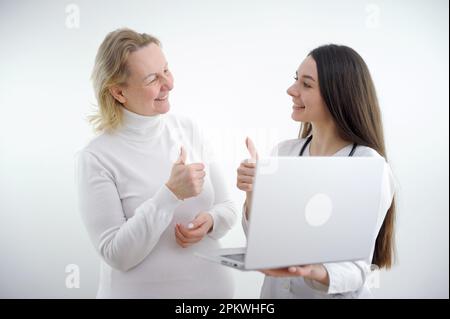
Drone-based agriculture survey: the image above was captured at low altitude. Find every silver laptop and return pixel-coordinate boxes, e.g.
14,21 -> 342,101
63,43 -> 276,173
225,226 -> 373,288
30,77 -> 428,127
196,156 -> 386,270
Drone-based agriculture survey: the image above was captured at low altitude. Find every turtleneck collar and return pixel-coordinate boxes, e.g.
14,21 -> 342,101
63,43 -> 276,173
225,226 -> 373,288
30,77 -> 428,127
117,107 -> 165,141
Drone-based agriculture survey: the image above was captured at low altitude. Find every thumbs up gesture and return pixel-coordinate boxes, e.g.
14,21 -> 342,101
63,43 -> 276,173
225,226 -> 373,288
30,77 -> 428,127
236,137 -> 258,193
166,147 -> 206,200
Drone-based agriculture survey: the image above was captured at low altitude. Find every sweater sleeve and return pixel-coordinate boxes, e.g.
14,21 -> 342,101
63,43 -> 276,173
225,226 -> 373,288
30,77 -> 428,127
76,150 -> 182,272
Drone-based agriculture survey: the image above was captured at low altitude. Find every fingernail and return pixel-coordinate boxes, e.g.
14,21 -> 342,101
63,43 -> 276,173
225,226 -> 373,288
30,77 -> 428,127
188,223 -> 194,229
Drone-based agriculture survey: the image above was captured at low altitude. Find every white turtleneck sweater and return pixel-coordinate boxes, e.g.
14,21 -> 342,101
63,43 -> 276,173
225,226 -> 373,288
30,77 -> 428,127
76,108 -> 237,298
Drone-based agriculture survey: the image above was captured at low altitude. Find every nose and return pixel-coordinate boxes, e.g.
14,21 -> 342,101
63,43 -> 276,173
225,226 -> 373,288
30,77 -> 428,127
160,73 -> 174,91
287,82 -> 299,97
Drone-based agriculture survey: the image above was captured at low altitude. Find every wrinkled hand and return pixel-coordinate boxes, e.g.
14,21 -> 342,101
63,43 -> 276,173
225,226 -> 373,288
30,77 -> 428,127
260,264 -> 330,286
175,212 -> 214,248
166,147 -> 206,200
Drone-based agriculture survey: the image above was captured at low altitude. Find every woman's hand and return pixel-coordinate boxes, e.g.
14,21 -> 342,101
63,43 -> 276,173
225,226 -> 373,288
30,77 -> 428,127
260,264 -> 330,286
237,138 -> 258,217
166,147 -> 206,200
175,212 -> 213,248
237,137 -> 258,193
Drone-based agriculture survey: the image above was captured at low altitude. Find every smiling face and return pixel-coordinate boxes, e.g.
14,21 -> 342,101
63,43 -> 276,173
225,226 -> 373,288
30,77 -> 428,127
287,56 -> 332,124
110,43 -> 174,116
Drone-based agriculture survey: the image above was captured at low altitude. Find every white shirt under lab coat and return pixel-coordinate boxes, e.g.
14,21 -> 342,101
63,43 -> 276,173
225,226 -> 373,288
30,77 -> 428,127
242,138 -> 396,299
76,108 -> 237,298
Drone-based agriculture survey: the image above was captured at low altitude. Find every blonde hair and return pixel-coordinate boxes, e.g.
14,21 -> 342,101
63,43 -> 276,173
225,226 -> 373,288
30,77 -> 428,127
90,28 -> 160,132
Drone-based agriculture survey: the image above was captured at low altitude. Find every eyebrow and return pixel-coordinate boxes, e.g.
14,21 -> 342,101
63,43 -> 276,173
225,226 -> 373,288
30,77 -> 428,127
143,63 -> 168,81
295,71 -> 316,82
301,74 -> 315,82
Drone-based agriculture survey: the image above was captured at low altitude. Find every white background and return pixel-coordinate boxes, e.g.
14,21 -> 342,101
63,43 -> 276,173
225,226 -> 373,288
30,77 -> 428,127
0,0 -> 448,298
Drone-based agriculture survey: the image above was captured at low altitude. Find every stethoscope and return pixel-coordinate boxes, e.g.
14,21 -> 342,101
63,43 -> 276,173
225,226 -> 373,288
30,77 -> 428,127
299,135 -> 358,157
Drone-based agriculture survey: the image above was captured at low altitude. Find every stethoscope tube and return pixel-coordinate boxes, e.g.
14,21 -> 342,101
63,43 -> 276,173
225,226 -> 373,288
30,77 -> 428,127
299,135 -> 358,157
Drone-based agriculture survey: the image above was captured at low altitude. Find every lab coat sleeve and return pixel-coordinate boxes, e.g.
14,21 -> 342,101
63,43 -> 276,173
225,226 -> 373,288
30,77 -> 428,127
76,150 -> 182,272
242,203 -> 250,238
304,261 -> 372,294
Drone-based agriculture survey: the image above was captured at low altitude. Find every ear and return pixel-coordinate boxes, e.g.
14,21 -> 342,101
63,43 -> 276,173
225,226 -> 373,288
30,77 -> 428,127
109,85 -> 127,104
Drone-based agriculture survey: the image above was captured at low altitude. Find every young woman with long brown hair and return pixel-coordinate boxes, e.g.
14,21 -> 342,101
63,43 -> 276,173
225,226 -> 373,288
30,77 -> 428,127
237,44 -> 396,298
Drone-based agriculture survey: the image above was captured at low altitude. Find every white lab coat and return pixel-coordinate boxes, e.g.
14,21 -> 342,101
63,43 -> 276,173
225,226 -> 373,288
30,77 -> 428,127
241,138 -> 396,298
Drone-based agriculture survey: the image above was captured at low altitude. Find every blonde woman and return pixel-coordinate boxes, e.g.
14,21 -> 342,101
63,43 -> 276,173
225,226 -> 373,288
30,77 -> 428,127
76,28 -> 237,298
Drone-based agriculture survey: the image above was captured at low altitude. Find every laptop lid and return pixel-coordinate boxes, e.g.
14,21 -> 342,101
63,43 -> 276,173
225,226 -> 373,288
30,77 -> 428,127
244,156 -> 385,270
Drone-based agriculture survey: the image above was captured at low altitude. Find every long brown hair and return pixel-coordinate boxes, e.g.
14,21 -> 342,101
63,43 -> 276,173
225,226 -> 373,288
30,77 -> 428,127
300,44 -> 396,269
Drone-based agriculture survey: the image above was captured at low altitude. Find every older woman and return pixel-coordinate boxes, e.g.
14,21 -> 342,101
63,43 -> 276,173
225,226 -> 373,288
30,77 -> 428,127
77,28 -> 237,298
